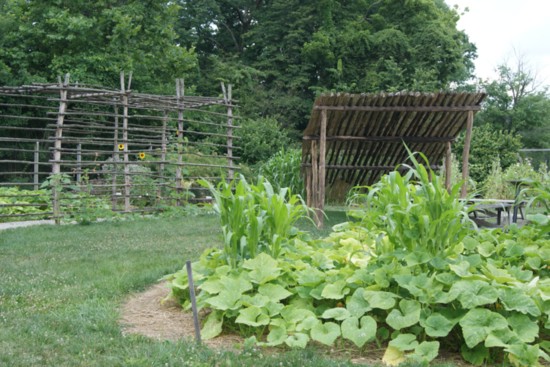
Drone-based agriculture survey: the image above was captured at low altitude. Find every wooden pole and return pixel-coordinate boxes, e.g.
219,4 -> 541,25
317,109 -> 327,228
34,141 -> 40,190
158,111 -> 168,204
121,72 -> 131,212
461,111 -> 474,198
445,141 -> 452,192
311,140 -> 319,226
186,260 -> 202,344
112,101 -> 119,210
222,83 -> 234,180
76,143 -> 82,184
176,79 -> 184,206
52,73 -> 69,224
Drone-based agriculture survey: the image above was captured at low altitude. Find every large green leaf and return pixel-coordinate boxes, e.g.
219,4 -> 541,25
499,287 -> 541,317
321,307 -> 350,321
284,333 -> 309,348
411,341 -> 440,363
507,313 -> 539,343
235,306 -> 270,327
258,283 -> 292,301
346,288 -> 372,317
310,321 -> 341,345
363,290 -> 398,310
450,280 -> 498,308
266,325 -> 287,346
461,344 -> 489,365
242,253 -> 281,284
421,312 -> 456,337
205,290 -> 242,311
321,280 -> 349,300
386,299 -> 421,330
295,267 -> 325,286
341,316 -> 376,348
388,333 -> 418,351
201,311 -> 223,340
459,308 -> 509,348
281,305 -> 316,325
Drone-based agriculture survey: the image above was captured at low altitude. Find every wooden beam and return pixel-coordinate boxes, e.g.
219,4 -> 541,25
317,109 -> 327,228
313,105 -> 481,112
303,135 -> 455,143
461,111 -> 474,198
302,164 -> 441,171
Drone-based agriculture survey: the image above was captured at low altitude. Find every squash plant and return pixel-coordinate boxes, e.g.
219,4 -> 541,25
167,156 -> 550,366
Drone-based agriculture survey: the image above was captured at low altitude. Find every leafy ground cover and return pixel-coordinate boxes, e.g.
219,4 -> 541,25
167,156 -> 550,366
0,211 -> 405,367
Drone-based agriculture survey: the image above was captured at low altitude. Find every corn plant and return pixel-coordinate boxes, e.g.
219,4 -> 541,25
348,147 -> 475,259
259,148 -> 304,198
199,175 -> 310,267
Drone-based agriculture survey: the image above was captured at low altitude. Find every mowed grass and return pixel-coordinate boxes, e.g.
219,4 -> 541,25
0,211 -> 456,367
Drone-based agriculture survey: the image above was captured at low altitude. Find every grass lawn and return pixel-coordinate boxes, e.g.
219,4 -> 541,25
0,211 -> 456,367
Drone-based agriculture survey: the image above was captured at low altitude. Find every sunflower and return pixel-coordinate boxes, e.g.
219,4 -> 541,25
138,152 -> 146,160
118,144 -> 125,151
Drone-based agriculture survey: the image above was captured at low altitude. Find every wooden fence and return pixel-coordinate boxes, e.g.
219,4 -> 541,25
0,73 -> 238,223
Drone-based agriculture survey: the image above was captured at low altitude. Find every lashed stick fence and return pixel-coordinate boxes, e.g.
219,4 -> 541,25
0,73 -> 238,223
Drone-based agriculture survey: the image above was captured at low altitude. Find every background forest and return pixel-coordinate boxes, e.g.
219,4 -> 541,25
1,0 -> 549,190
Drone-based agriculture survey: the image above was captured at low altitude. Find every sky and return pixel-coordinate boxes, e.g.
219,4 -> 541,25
444,0 -> 550,86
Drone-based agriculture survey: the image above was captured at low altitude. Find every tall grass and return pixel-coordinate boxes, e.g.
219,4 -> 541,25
199,175 -> 310,267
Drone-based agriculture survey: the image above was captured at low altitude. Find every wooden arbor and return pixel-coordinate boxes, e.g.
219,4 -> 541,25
302,92 -> 486,227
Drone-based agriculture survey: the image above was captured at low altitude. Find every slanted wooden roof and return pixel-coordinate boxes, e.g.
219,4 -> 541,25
302,91 -> 486,225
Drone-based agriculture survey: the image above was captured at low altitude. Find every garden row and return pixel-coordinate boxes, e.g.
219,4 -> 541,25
167,152 -> 550,366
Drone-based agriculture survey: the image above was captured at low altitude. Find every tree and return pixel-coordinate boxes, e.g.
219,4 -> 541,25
0,0 -> 197,91
475,57 -> 550,149
176,0 -> 477,131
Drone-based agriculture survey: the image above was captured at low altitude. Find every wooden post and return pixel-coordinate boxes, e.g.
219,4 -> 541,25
461,111 -> 474,198
444,141 -> 452,192
34,141 -> 40,190
76,143 -> 82,184
175,78 -> 184,206
112,101 -> 119,210
311,140 -> 319,226
121,72 -> 131,212
317,108 -> 327,228
52,74 -> 69,224
158,111 -> 168,205
222,83 -> 234,180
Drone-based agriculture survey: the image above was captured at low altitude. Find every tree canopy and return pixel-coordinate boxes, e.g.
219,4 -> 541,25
176,0 -> 477,131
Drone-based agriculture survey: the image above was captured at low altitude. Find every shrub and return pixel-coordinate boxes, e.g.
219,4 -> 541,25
259,148 -> 304,198
235,117 -> 293,165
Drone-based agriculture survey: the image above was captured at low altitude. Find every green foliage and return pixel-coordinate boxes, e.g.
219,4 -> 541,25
178,0 -> 476,131
454,124 -> 523,184
168,151 -> 550,366
235,118 -> 293,165
258,148 -> 304,198
0,187 -> 51,222
483,159 -> 545,199
199,175 -> 310,267
348,149 -> 474,259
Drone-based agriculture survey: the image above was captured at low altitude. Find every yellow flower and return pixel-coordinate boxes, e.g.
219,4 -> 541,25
118,144 -> 125,151
138,152 -> 145,160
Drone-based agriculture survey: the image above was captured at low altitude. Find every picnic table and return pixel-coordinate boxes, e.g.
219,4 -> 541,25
463,199 -> 517,226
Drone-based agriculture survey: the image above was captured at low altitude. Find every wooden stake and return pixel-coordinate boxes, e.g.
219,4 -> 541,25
112,101 -> 119,210
34,141 -> 39,190
445,141 -> 452,192
461,111 -> 474,198
186,260 -> 202,344
76,143 -> 82,183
